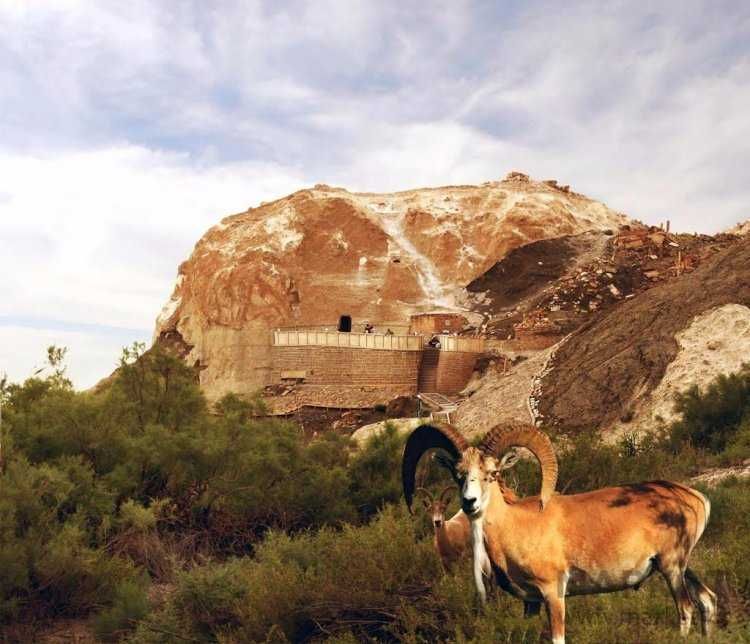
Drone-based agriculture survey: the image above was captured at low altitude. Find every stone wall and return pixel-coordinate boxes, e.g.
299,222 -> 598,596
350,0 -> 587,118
271,345 -> 422,392
419,349 -> 479,395
435,351 -> 479,394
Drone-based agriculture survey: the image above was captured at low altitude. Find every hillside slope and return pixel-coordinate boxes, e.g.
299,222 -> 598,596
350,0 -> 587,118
454,230 -> 749,438
537,236 -> 750,433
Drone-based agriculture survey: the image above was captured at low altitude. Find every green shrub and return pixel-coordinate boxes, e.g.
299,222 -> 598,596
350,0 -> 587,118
348,423 -> 405,516
553,432 -> 695,494
131,507 -> 442,642
671,364 -> 750,453
92,577 -> 150,641
5,344 -> 750,641
34,522 -> 141,617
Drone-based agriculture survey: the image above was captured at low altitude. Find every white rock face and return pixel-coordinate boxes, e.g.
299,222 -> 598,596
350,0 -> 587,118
351,418 -> 424,446
610,303 -> 750,438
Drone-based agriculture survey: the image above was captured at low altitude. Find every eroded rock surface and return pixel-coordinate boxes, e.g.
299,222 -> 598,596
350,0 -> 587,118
155,175 -> 627,399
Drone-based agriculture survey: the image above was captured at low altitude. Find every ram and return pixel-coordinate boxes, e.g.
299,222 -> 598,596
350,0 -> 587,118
415,486 -> 471,570
402,422 -> 717,643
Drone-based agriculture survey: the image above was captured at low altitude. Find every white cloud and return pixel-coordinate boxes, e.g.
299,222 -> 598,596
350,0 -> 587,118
0,146 -> 306,326
0,145 -> 307,386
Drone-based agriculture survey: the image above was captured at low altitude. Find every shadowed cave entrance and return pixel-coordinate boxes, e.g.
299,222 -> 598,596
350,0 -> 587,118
338,315 -> 352,332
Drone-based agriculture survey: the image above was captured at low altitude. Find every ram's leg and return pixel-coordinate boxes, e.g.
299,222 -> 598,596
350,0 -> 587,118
662,568 -> 694,636
523,601 -> 541,617
543,594 -> 566,644
685,568 -> 717,636
473,552 -> 487,604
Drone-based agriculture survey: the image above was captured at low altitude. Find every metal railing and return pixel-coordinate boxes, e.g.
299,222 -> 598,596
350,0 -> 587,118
273,330 -> 424,351
433,335 -> 484,353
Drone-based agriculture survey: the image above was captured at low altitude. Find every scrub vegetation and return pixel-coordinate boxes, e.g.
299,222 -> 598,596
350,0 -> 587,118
1,347 -> 749,642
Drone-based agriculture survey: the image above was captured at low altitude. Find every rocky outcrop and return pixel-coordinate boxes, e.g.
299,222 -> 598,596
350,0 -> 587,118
537,237 -> 750,433
728,219 -> 750,236
606,303 -> 750,438
154,174 -> 628,400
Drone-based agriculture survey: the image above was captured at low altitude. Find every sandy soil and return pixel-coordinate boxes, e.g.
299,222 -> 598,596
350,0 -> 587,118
690,461 -> 750,487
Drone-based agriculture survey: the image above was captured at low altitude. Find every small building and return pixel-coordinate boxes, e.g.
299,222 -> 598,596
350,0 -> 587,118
409,312 -> 468,336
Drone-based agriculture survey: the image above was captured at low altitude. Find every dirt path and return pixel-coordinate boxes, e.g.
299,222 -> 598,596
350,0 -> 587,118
690,462 -> 750,487
455,349 -> 552,438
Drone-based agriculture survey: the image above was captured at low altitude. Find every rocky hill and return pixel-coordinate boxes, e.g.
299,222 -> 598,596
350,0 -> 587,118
536,236 -> 750,434
154,171 -> 749,440
154,173 -> 627,399
455,228 -> 750,438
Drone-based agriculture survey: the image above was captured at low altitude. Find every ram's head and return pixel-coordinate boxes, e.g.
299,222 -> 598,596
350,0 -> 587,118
402,422 -> 558,517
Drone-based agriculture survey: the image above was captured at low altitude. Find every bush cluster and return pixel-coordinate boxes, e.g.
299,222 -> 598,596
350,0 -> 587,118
0,344 -> 408,638
670,363 -> 750,456
1,347 -> 749,642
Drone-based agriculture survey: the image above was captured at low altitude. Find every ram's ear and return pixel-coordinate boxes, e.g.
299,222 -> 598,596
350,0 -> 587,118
439,485 -> 454,506
498,448 -> 520,471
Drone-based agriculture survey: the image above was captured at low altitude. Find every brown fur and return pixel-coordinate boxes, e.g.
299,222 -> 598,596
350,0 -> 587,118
472,467 -> 715,641
434,509 -> 471,569
417,488 -> 471,569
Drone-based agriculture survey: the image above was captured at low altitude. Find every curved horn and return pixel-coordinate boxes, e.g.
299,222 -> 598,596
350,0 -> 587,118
480,423 -> 558,510
439,485 -> 455,504
402,423 -> 468,513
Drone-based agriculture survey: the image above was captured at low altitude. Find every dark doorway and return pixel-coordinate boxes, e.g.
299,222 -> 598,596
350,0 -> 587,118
338,315 -> 352,332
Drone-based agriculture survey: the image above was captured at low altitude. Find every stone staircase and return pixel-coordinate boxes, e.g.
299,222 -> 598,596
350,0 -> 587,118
418,348 -> 439,392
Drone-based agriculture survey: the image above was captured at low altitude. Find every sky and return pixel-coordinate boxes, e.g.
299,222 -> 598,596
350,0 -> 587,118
1,0 -> 749,388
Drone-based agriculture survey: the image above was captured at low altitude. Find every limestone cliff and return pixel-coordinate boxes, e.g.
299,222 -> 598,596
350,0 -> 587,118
154,173 -> 628,399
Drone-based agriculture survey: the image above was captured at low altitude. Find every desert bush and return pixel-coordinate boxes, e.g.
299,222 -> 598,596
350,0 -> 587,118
129,507 -> 443,642
348,423 -> 405,517
554,432 -> 696,494
0,456 -> 136,621
5,345 -> 750,641
93,577 -> 150,642
670,363 -> 750,454
112,342 -> 206,434
35,523 -> 140,617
